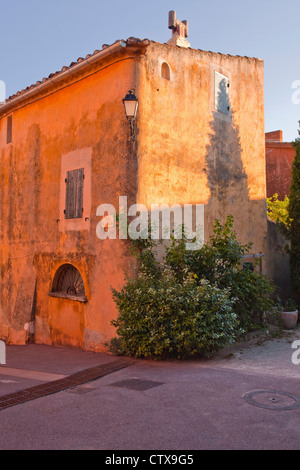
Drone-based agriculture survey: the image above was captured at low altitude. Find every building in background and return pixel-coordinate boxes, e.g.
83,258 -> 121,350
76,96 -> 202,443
265,130 -> 295,200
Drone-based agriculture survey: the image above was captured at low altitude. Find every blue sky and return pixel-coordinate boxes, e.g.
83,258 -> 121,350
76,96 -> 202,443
0,0 -> 299,141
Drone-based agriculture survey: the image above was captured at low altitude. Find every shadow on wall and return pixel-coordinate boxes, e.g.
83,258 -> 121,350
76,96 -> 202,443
203,80 -> 290,298
204,79 -> 251,243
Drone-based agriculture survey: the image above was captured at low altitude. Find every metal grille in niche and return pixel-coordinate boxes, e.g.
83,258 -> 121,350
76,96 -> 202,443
54,264 -> 85,296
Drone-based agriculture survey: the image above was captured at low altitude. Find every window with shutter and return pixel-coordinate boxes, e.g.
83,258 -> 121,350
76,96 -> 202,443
7,116 -> 12,144
64,168 -> 84,219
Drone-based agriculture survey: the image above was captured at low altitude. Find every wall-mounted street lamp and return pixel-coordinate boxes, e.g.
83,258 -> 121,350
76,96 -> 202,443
123,90 -> 138,140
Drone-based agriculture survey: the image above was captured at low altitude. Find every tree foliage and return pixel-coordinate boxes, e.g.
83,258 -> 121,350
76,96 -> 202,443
267,193 -> 292,236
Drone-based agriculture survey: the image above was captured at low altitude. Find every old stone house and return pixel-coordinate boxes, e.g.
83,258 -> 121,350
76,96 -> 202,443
0,14 -> 271,351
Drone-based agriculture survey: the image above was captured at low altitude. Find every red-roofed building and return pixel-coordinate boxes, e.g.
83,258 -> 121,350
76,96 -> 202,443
265,130 -> 295,200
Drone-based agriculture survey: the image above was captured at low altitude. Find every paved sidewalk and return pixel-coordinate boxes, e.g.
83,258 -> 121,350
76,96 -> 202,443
0,344 -> 128,396
207,325 -> 300,379
0,328 -> 300,450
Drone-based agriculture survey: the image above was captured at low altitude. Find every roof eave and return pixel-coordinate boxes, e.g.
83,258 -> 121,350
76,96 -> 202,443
0,39 -> 147,116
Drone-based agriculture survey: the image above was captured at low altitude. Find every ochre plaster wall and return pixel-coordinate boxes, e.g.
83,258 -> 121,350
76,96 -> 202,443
0,56 -> 137,350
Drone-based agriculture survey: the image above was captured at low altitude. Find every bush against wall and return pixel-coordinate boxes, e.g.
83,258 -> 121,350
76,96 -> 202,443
110,216 -> 274,359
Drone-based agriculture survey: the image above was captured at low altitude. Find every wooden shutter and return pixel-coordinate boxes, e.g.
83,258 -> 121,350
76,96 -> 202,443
64,168 -> 84,219
7,116 -> 12,144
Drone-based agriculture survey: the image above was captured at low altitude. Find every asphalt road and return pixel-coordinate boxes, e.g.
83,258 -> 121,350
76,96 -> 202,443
0,329 -> 300,451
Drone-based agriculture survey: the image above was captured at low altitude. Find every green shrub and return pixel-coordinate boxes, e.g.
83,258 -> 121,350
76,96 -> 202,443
165,216 -> 274,330
111,272 -> 239,359
227,268 -> 275,330
267,193 -> 292,236
109,215 -> 275,359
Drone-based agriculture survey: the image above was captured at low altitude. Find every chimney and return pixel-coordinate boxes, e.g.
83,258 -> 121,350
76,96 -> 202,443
265,130 -> 283,142
167,11 -> 190,48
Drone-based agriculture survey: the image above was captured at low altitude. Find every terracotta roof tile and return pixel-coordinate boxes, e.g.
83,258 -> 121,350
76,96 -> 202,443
3,38 -> 135,103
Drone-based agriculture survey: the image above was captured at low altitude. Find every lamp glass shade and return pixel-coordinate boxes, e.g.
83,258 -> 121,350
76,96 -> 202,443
123,91 -> 138,119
